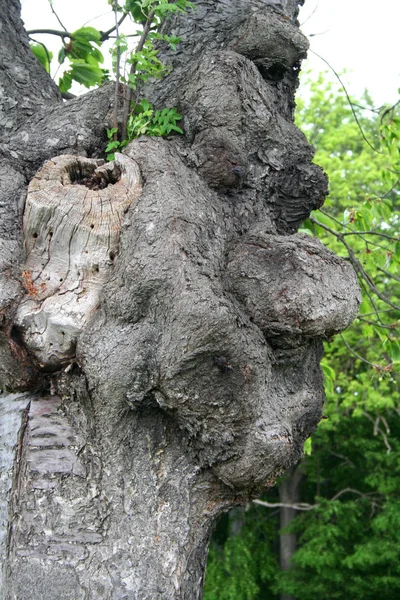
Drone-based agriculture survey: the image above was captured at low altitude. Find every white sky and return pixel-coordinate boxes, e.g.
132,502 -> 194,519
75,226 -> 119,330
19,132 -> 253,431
21,0 -> 400,106
299,0 -> 400,106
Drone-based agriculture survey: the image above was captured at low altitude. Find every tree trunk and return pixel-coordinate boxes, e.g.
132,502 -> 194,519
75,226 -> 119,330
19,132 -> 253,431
279,464 -> 304,600
0,0 -> 360,598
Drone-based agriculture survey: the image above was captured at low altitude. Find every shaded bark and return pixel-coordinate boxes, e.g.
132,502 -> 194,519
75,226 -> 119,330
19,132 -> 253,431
0,1 -> 360,598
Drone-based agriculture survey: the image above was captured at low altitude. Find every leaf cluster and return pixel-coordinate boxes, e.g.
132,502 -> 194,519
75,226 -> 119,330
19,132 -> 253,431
106,99 -> 182,159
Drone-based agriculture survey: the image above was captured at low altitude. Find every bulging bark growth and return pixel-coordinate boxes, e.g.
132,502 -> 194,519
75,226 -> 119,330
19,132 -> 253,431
0,1 -> 360,598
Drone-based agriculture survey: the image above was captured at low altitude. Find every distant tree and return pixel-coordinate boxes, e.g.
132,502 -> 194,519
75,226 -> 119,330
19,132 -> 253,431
204,73 -> 400,600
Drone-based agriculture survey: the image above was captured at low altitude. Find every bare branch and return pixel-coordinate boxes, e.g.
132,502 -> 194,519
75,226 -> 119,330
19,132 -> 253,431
121,9 -> 156,140
100,12 -> 128,42
377,266 -> 400,283
113,2 -> 122,139
331,488 -> 370,501
49,1 -> 68,32
253,499 -> 317,511
27,28 -> 70,40
310,49 -> 382,154
310,216 -> 400,312
340,334 -> 385,370
358,316 -> 398,331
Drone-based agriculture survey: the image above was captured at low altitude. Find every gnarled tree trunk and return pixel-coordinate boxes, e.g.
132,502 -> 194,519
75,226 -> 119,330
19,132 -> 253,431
0,1 -> 360,598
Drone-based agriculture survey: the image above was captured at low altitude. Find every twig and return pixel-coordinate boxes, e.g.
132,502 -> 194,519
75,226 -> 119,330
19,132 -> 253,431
121,9 -> 156,141
49,1 -> 68,32
310,49 -> 382,154
300,2 -> 320,27
382,177 -> 400,199
113,2 -> 122,140
380,99 -> 400,124
362,412 -> 392,453
331,488 -> 369,501
27,28 -> 70,40
360,309 -> 398,317
28,37 -> 53,71
254,487 -> 381,511
340,334 -> 383,370
377,266 -> 400,283
253,499 -> 316,511
358,316 -> 398,331
310,216 -> 400,311
100,12 -> 128,42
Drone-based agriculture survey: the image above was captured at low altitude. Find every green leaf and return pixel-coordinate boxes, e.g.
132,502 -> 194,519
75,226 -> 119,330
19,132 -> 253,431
30,43 -> 53,73
71,26 -> 101,44
303,437 -> 312,456
58,46 -> 66,65
61,60 -> 104,90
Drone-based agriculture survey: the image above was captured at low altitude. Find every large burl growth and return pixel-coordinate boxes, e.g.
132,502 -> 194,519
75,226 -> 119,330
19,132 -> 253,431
0,1 -> 360,598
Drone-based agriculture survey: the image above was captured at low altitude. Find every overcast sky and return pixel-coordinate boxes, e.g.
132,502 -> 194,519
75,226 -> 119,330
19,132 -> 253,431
21,0 -> 399,106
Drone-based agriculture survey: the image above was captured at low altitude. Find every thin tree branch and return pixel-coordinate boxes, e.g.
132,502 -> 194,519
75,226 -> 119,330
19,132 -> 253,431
310,216 -> 400,311
27,28 -> 70,40
360,309 -> 399,317
362,412 -> 392,453
358,316 -> 398,331
27,38 -> 52,70
330,488 -> 370,501
382,177 -> 400,199
380,99 -> 400,124
340,334 -> 385,370
253,499 -> 316,511
377,266 -> 400,283
310,49 -> 382,154
100,12 -> 128,42
49,1 -> 68,32
254,488 -> 381,511
113,2 -> 122,139
121,8 -> 156,140
341,230 -> 399,243
300,2 -> 320,27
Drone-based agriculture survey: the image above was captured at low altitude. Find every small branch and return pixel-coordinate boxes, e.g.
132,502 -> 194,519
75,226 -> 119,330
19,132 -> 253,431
380,99 -> 400,124
28,37 -> 53,70
330,488 -> 369,501
358,279 -> 385,327
121,8 -> 156,141
329,450 -> 355,469
61,91 -> 77,100
310,216 -> 400,312
300,2 -> 320,27
49,1 -> 68,32
360,309 -> 399,317
377,266 -> 400,283
254,488 -> 381,511
310,49 -> 382,154
340,334 -> 388,371
362,412 -> 392,453
113,2 -> 122,139
100,12 -> 128,42
253,499 -> 317,511
382,177 -> 400,199
27,28 -> 70,40
341,230 -> 399,243
358,316 -> 398,331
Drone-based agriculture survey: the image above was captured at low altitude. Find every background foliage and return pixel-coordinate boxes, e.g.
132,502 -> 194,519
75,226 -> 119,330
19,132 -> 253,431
204,74 -> 400,600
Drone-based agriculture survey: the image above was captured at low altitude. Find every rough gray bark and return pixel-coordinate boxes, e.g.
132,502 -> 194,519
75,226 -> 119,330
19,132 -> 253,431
0,1 -> 360,598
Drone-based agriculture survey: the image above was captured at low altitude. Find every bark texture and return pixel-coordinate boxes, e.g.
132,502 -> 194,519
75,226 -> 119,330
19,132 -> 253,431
0,1 -> 360,598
